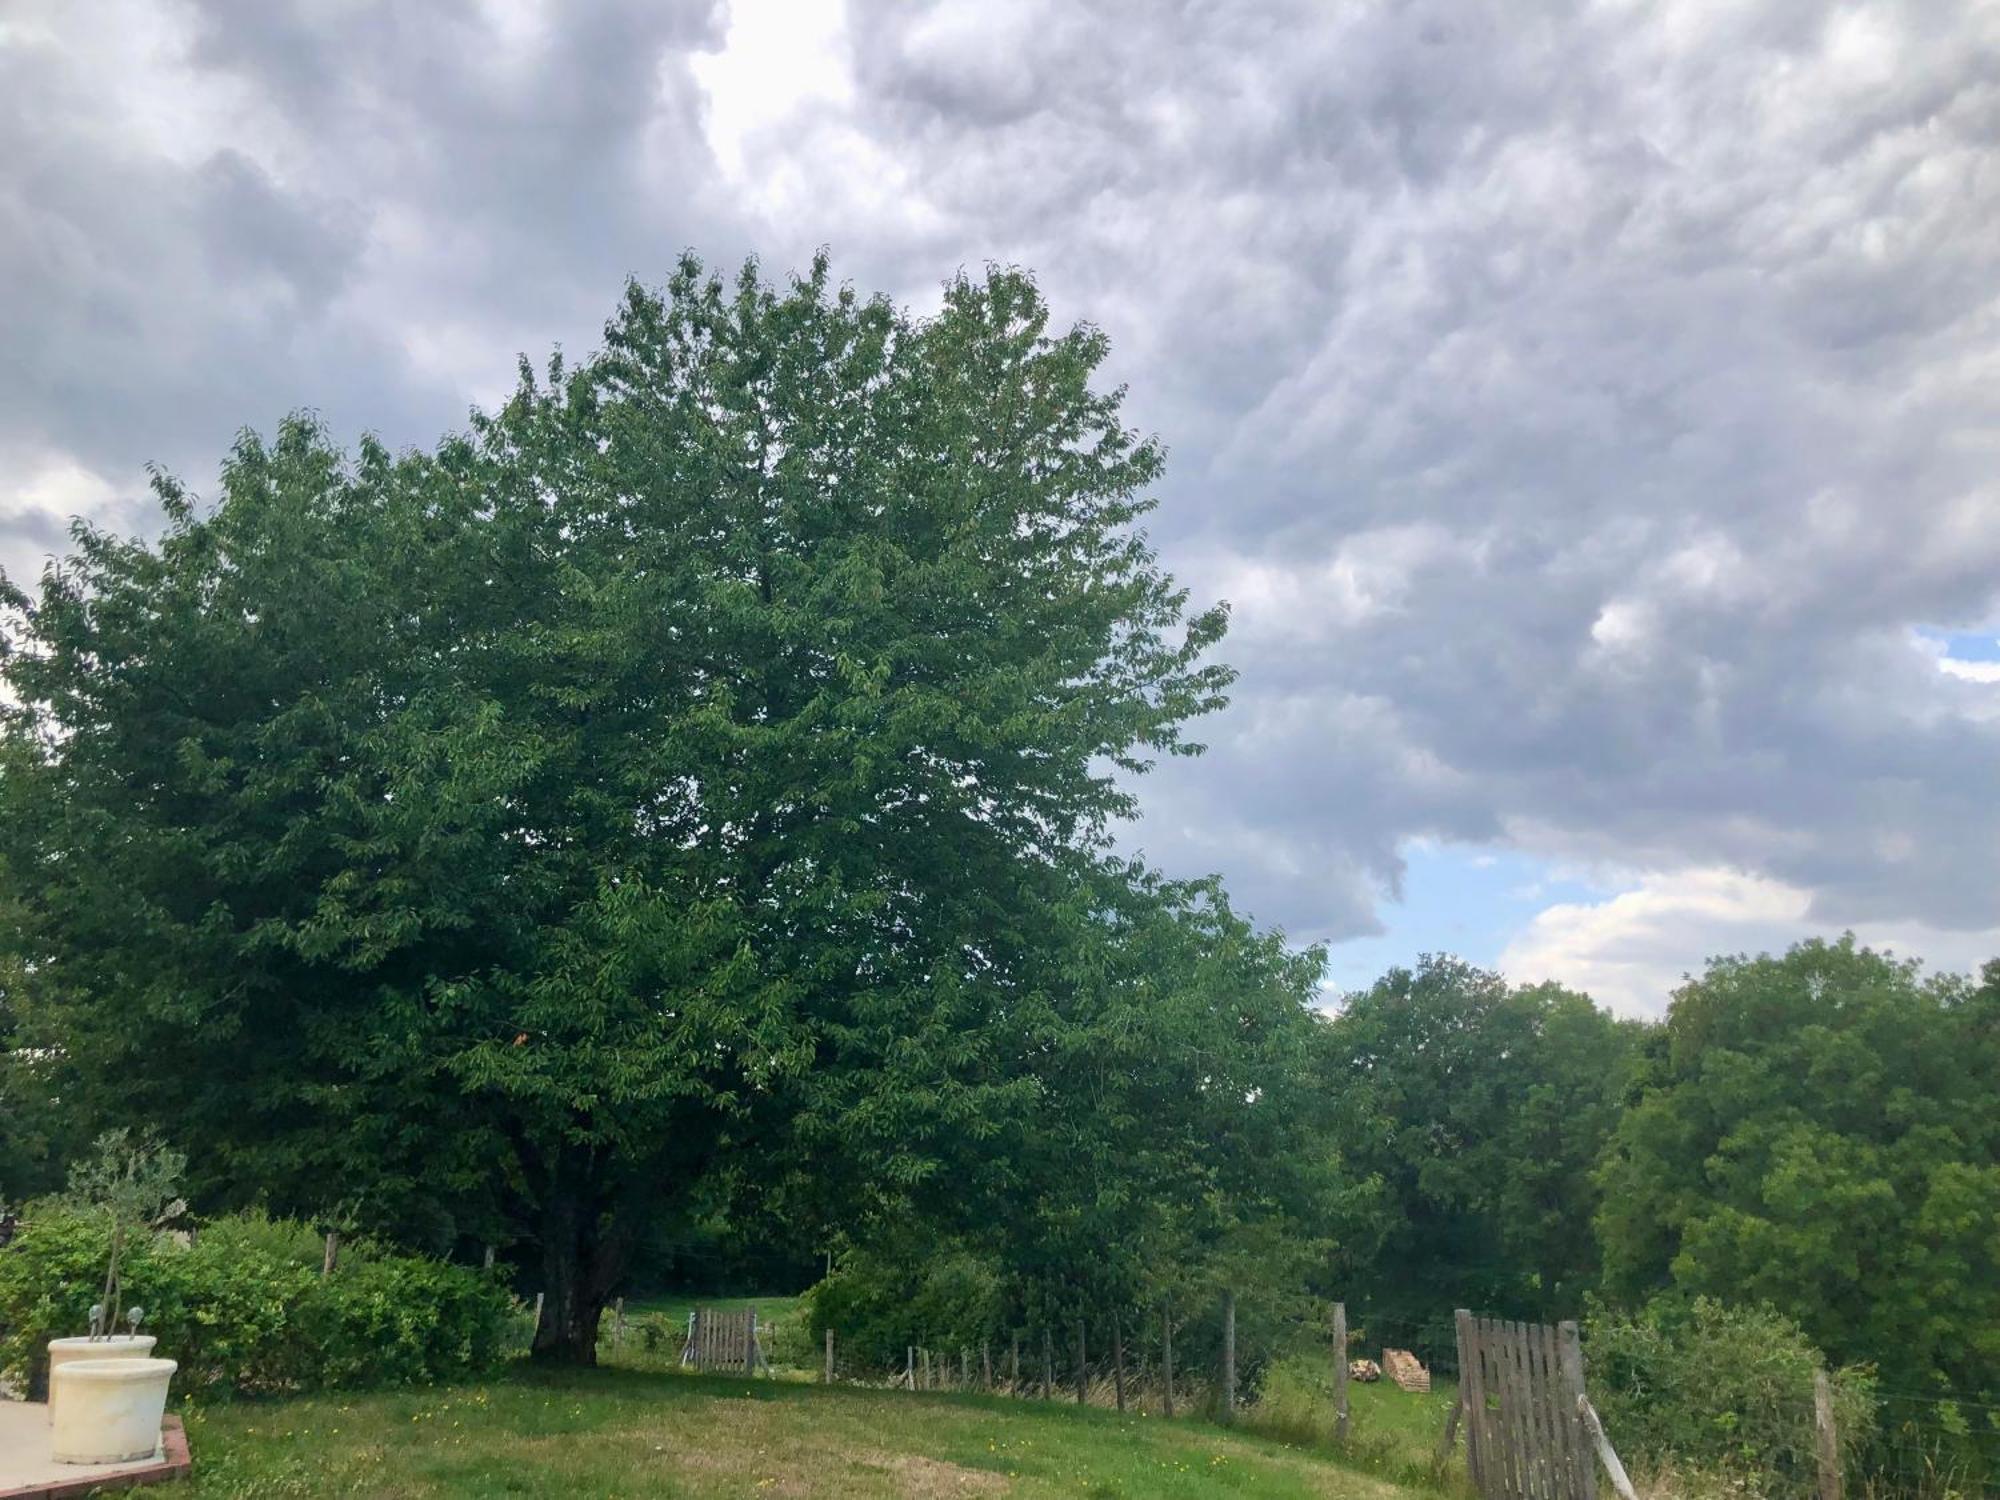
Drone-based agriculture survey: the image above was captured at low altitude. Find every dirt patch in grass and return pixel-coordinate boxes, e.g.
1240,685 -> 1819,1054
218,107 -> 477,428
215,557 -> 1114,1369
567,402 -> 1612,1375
573,1396 -> 1009,1498
858,1451 -> 1010,1497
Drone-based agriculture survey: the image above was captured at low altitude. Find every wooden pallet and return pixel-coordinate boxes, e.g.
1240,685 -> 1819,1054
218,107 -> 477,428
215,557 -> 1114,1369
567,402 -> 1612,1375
1383,1347 -> 1431,1393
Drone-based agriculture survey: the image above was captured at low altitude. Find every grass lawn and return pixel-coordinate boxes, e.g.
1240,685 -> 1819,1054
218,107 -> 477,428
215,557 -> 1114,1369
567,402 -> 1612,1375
178,1364 -> 1435,1500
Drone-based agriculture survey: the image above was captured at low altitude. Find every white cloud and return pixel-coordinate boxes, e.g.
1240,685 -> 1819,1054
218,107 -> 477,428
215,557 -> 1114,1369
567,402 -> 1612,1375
1939,659 -> 2000,685
1501,866 -> 2000,1018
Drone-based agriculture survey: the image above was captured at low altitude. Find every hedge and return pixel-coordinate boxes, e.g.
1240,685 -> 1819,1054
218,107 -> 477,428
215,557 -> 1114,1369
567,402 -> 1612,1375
0,1206 -> 514,1397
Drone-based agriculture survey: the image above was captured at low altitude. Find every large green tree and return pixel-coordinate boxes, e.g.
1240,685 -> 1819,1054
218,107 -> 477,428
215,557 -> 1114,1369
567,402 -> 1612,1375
808,866 -> 1343,1385
0,255 -> 1233,1361
0,823 -> 78,1206
1597,937 -> 2000,1398
1322,954 -> 1645,1339
981,863 -> 1344,1370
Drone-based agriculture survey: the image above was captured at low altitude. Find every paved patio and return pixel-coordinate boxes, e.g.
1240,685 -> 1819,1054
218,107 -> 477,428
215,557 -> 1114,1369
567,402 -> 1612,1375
0,1402 -> 189,1498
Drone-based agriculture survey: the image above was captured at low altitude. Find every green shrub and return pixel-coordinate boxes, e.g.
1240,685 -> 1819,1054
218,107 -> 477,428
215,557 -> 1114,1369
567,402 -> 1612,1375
1584,1296 -> 1875,1498
806,1246 -> 1004,1373
188,1208 -> 328,1268
755,1301 -> 814,1372
0,1205 -> 513,1397
636,1314 -> 673,1355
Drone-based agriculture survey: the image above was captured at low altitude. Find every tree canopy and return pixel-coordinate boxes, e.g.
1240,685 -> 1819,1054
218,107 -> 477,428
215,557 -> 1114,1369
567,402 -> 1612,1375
1320,954 -> 1645,1340
1597,937 -> 2000,1398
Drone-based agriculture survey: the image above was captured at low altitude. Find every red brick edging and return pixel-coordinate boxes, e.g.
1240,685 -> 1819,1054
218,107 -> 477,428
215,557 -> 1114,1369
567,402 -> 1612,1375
0,1415 -> 190,1499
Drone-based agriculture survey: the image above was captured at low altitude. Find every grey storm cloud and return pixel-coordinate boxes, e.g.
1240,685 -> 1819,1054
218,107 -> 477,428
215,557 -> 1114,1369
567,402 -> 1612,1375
3,0 -> 1998,970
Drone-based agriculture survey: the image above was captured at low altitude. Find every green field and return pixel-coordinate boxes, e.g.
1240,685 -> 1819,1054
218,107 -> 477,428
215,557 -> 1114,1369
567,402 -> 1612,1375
178,1365 -> 1432,1499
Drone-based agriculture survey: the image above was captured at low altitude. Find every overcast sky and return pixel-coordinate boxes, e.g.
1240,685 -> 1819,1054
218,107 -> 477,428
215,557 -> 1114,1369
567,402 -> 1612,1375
5,0 -> 1998,1015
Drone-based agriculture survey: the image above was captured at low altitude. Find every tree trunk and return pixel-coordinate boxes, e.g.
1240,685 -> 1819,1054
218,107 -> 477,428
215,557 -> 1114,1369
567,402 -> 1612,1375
529,1168 -> 627,1365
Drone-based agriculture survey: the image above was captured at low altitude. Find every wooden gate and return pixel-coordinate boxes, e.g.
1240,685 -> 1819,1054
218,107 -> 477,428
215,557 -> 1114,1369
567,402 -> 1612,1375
1453,1310 -> 1596,1500
682,1307 -> 763,1374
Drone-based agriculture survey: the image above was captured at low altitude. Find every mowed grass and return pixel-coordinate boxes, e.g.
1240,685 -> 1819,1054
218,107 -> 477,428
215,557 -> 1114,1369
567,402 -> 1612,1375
179,1364 -> 1431,1500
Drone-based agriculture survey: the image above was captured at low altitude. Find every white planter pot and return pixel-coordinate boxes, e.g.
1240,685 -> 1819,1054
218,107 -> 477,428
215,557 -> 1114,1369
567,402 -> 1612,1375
50,1357 -> 177,1465
45,1335 -> 156,1425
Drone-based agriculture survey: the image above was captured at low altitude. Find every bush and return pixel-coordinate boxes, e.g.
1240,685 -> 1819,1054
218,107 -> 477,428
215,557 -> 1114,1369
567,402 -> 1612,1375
188,1207 -> 328,1268
0,1204 -> 513,1397
1584,1296 -> 1875,1498
807,1246 -> 1004,1374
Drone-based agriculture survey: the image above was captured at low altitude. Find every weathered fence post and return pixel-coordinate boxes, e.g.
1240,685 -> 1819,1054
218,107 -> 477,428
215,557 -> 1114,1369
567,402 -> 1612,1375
1814,1368 -> 1843,1500
1454,1309 -> 1483,1491
322,1229 -> 339,1277
1075,1317 -> 1088,1404
1579,1394 -> 1641,1500
1333,1302 -> 1350,1444
746,1309 -> 758,1375
1434,1395 -> 1464,1473
921,1345 -> 932,1389
1041,1327 -> 1053,1400
1559,1319 -> 1595,1500
483,1243 -> 495,1271
1161,1304 -> 1175,1418
824,1327 -> 835,1383
905,1345 -> 914,1390
1111,1310 -> 1126,1413
982,1341 -> 993,1390
1221,1288 -> 1237,1423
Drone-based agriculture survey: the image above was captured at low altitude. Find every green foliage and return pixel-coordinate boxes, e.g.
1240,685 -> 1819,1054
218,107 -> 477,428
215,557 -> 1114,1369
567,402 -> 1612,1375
0,1044 -> 73,1209
1596,939 -> 2000,1402
0,837 -> 77,1204
189,1206 -> 330,1267
0,1205 -> 512,1396
1322,955 -> 1646,1342
0,251 -> 1238,1361
808,1244 -> 1005,1372
807,861 -> 1346,1404
1584,1296 -> 1875,1498
966,865 -> 1342,1330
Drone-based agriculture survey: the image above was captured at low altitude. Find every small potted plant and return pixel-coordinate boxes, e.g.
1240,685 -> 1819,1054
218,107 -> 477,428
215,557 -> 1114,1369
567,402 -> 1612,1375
45,1130 -> 185,1463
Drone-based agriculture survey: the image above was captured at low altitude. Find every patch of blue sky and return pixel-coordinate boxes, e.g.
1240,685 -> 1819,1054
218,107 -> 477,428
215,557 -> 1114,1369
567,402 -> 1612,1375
1914,625 -> 2000,662
1317,842 -> 1602,1002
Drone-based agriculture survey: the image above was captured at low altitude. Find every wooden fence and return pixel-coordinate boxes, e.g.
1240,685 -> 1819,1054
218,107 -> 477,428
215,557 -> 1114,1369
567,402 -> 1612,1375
682,1306 -> 764,1374
1453,1310 -> 1596,1500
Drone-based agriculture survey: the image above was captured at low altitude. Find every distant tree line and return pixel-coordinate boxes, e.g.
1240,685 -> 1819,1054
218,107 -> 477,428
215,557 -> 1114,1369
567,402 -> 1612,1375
1320,940 -> 2000,1411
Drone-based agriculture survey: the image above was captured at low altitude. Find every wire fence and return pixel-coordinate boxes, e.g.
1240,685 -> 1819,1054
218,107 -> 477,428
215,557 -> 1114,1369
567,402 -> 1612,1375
588,1281 -> 2000,1500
